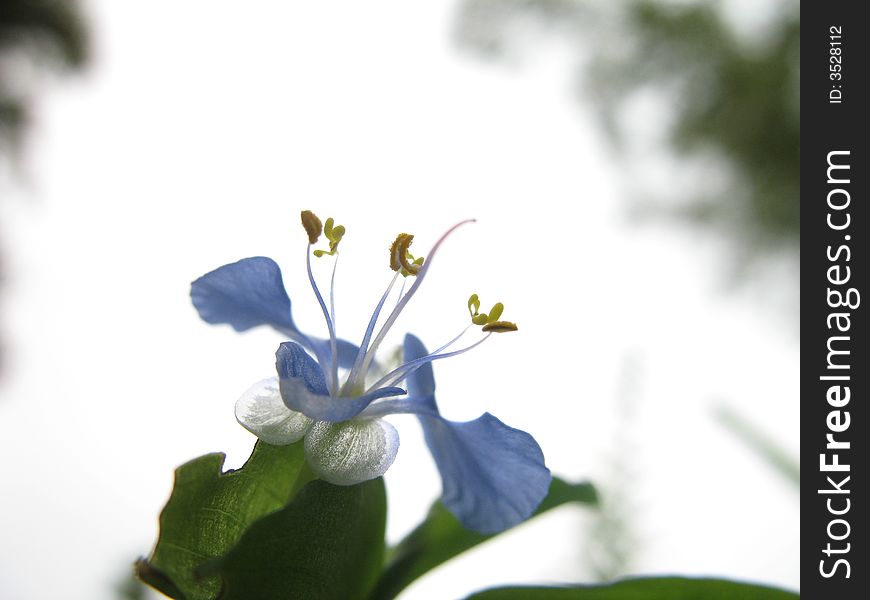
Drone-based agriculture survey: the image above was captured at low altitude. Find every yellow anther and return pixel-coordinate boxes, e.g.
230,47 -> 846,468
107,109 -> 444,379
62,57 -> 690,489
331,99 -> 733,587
307,215 -> 345,257
301,210 -> 323,244
469,295 -> 515,330
389,233 -> 423,276
487,302 -> 504,323
482,321 -> 518,333
468,294 -> 481,317
324,217 -> 345,253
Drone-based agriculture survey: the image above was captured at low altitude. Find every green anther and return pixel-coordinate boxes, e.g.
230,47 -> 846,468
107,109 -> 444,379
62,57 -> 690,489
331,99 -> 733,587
301,210 -> 323,244
487,302 -> 504,323
328,225 -> 345,253
469,295 -> 514,329
310,216 -> 345,257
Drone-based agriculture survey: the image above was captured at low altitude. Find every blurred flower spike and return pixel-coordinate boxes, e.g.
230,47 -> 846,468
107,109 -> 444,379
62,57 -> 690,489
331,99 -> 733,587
190,210 -> 550,533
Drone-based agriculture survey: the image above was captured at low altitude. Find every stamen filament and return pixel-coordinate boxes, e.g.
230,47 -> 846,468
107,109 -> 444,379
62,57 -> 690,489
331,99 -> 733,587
367,330 -> 491,393
328,253 -> 340,393
358,219 -> 475,380
343,271 -> 400,394
306,245 -> 339,395
366,325 -> 471,392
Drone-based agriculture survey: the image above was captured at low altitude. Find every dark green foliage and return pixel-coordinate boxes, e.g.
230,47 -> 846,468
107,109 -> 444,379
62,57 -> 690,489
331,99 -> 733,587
215,479 -> 387,600
138,442 -> 309,600
368,478 -> 598,600
140,443 -> 798,600
139,443 -> 600,600
464,577 -> 800,599
600,1 -> 799,244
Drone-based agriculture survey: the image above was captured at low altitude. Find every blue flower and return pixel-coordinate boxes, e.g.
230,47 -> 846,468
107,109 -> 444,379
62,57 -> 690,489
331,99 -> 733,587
190,212 -> 551,533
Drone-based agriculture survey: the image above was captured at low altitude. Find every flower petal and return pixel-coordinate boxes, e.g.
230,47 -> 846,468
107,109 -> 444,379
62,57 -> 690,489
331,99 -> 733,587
277,342 -> 405,422
235,377 -> 313,445
420,412 -> 551,534
304,419 -> 399,485
307,337 -> 368,371
191,257 -> 297,334
403,333 -> 550,534
403,333 -> 436,397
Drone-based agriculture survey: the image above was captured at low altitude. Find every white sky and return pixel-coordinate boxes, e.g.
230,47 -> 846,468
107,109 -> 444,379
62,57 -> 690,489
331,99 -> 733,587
0,1 -> 799,599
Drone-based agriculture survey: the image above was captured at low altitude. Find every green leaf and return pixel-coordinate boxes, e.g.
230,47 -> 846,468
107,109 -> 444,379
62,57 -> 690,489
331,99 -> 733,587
139,441 -> 309,600
214,478 -> 387,600
463,577 -> 799,600
368,477 -> 597,600
715,404 -> 800,487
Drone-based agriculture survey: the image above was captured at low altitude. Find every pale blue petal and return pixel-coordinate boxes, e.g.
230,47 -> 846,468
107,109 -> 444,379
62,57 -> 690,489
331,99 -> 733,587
419,412 -> 551,534
403,333 -> 551,534
307,337 -> 366,371
403,333 -> 436,397
192,257 -> 365,372
191,257 -> 297,334
276,342 -> 405,422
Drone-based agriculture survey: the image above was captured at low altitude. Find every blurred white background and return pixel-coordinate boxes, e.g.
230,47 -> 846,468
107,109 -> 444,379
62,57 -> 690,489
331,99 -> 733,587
0,1 -> 798,598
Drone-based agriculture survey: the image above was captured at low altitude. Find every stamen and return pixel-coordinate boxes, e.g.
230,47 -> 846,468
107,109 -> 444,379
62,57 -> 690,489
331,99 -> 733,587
328,253 -> 340,387
467,294 -> 481,317
367,325 -> 471,392
358,220 -> 475,380
389,233 -> 423,276
468,294 -> 515,330
368,330 -> 492,393
342,272 -> 401,395
487,303 -> 504,323
313,216 -> 346,257
305,246 -> 339,395
482,320 -> 518,333
403,256 -> 425,277
324,218 -> 346,253
301,210 -> 323,244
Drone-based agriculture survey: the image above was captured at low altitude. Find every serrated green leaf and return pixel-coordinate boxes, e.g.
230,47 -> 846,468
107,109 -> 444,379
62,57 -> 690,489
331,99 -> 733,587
140,441 -> 308,600
367,478 -> 597,600
463,577 -> 799,600
214,478 -> 387,600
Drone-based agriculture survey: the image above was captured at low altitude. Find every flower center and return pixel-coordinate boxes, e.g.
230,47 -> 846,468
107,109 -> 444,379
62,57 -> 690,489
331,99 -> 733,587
299,210 -> 517,400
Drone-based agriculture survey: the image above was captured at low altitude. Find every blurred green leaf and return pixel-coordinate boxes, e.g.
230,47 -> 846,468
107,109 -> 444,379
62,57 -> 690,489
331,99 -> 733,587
213,478 -> 387,600
715,404 -> 799,487
368,477 -> 597,600
465,577 -> 799,599
138,441 -> 308,600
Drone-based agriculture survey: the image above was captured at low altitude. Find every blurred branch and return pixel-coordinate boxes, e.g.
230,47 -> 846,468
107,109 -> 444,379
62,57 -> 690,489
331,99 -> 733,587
0,0 -> 89,159
454,0 -> 799,253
